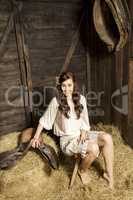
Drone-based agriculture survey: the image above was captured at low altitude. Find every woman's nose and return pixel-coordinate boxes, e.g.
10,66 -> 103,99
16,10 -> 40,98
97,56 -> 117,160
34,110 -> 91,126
65,86 -> 68,91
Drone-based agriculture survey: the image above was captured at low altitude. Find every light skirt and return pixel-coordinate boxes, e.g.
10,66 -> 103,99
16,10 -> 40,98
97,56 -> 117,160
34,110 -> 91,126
60,131 -> 101,158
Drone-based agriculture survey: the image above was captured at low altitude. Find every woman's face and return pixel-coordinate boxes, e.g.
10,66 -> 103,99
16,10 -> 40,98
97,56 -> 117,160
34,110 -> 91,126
61,78 -> 74,98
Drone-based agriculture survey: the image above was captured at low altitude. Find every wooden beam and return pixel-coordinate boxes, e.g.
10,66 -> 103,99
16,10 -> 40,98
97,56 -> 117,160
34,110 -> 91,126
13,1 -> 32,126
61,12 -> 84,73
0,1 -> 22,59
127,59 -> 133,147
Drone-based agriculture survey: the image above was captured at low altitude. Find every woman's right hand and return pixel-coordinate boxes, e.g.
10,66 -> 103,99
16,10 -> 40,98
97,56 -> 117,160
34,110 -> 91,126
31,137 -> 41,148
77,130 -> 87,144
31,123 -> 44,148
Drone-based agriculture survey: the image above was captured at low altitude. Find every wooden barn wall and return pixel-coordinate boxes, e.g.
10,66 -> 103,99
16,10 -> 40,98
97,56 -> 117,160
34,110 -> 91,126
0,0 -> 27,135
111,0 -> 133,146
126,0 -> 133,147
0,0 -> 133,147
85,0 -> 114,124
0,0 -> 87,135
22,0 -> 86,90
86,0 -> 133,147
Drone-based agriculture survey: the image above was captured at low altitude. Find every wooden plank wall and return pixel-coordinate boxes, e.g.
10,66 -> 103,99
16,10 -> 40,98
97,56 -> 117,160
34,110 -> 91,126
0,0 -> 87,135
21,0 -> 87,117
85,0 -> 114,124
126,0 -> 133,147
0,0 -> 132,147
111,0 -> 133,147
22,0 -> 86,89
86,0 -> 133,146
0,0 -> 27,135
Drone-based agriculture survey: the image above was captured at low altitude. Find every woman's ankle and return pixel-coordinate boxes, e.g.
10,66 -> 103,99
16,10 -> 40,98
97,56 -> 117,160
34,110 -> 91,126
103,171 -> 114,189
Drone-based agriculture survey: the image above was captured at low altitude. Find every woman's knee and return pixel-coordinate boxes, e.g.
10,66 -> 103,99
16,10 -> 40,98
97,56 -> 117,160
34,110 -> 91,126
87,143 -> 99,157
100,133 -> 113,145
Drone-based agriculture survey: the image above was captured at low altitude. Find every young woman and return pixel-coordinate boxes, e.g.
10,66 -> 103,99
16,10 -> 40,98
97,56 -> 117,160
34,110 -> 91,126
32,71 -> 114,188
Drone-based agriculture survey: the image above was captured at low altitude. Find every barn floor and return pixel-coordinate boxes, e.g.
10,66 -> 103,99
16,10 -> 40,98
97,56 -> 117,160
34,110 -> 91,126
0,124 -> 133,200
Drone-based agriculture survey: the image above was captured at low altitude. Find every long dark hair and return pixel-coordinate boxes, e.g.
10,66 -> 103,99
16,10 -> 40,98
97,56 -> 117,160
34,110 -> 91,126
56,71 -> 83,119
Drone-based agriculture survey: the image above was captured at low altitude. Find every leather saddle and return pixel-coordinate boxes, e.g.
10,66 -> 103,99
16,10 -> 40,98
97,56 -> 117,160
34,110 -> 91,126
93,0 -> 132,51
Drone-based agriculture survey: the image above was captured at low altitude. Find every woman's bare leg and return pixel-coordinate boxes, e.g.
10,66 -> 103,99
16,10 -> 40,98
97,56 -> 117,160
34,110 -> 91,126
80,142 -> 99,171
78,143 -> 99,185
98,133 -> 114,189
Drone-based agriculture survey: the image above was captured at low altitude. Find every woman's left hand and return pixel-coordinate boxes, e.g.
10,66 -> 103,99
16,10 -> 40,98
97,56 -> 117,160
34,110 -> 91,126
78,130 -> 87,144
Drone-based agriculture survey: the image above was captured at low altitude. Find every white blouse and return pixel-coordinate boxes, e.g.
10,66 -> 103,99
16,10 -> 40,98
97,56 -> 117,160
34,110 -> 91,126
39,95 -> 90,137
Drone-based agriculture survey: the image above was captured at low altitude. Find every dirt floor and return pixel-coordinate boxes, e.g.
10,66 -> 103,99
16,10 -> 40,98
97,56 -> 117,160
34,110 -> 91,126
0,124 -> 133,200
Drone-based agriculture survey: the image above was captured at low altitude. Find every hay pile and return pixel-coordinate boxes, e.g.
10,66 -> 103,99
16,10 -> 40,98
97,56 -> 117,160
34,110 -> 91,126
0,124 -> 133,200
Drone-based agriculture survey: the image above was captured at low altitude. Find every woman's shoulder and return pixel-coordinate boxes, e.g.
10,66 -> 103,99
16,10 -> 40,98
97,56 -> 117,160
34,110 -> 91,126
50,96 -> 59,106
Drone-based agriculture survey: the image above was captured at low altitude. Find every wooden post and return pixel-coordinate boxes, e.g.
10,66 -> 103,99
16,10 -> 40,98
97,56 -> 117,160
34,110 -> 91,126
85,2 -> 91,100
60,13 -> 84,74
127,59 -> 133,147
20,22 -> 33,121
13,1 -> 32,125
113,50 -> 123,129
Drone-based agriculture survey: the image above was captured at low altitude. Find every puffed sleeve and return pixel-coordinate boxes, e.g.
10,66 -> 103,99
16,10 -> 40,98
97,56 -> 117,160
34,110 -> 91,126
39,97 -> 58,130
80,95 -> 91,131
